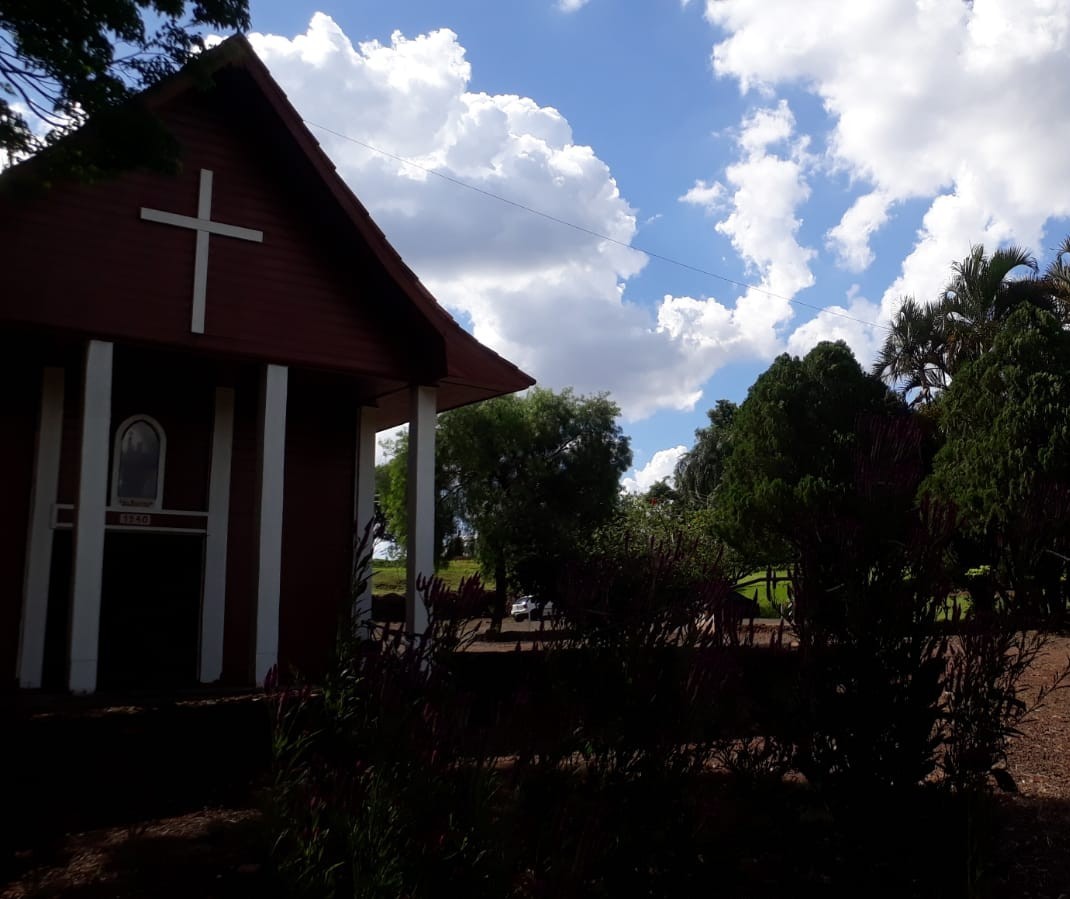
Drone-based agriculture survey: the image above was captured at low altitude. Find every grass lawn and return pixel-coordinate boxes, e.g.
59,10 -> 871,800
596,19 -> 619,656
372,558 -> 489,595
739,572 -> 976,622
373,559 -> 791,618
738,570 -> 792,618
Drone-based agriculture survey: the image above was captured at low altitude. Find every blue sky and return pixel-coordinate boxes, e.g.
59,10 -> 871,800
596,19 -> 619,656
241,0 -> 1070,488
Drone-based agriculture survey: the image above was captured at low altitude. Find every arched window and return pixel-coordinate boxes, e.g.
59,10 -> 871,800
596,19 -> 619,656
111,415 -> 166,509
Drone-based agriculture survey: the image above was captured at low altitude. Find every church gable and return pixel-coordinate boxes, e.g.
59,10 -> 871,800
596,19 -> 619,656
0,63 -> 442,383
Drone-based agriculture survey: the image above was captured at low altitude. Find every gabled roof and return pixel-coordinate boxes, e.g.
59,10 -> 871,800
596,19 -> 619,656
196,36 -> 533,410
2,34 -> 534,427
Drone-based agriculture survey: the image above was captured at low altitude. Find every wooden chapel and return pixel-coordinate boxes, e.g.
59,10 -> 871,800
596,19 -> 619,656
0,35 -> 533,694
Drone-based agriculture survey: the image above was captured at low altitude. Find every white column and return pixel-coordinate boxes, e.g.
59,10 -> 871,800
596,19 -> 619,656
17,367 -> 65,688
406,385 -> 436,635
253,364 -> 287,685
68,341 -> 113,694
352,406 -> 378,626
199,386 -> 235,683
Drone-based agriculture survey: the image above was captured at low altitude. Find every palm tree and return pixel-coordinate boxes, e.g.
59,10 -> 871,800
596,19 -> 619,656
876,241 -> 1067,403
936,243 -> 1040,374
872,297 -> 948,405
674,399 -> 737,508
1041,235 -> 1070,325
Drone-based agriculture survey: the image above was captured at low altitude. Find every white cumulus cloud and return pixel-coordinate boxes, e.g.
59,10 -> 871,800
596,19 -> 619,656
826,191 -> 892,273
248,14 -> 806,421
705,0 -> 1070,326
622,445 -> 687,494
680,99 -> 815,358
785,285 -> 884,366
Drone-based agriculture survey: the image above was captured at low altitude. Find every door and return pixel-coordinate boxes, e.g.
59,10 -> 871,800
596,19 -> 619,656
97,531 -> 203,690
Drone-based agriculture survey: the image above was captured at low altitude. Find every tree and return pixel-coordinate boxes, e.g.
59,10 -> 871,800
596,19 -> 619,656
377,432 -> 463,566
1,0 -> 250,178
937,243 -> 1041,374
715,341 -> 897,570
875,242 -> 1054,402
871,297 -> 948,406
378,388 -> 632,627
1041,235 -> 1070,324
597,487 -> 751,588
924,304 -> 1070,617
644,479 -> 679,506
673,399 -> 737,508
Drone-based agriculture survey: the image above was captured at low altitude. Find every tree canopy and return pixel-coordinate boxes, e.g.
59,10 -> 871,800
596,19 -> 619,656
875,238 -> 1070,403
924,303 -> 1070,614
378,388 -> 631,623
673,398 -> 737,510
714,340 -> 897,567
1,0 -> 250,178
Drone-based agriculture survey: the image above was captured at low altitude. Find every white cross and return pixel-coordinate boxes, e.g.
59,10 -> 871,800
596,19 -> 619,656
140,169 -> 264,334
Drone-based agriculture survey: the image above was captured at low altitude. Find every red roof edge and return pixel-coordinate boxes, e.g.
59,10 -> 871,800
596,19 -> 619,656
175,34 -> 535,396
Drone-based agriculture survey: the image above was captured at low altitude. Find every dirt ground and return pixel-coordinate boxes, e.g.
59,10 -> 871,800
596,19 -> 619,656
465,614 -> 796,650
4,633 -> 1069,899
993,633 -> 1070,898
1,809 -> 273,899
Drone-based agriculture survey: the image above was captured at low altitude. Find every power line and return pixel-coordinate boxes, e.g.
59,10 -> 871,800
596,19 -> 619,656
304,119 -> 893,334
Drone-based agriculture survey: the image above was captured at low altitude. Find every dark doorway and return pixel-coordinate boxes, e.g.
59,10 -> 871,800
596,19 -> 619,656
98,532 -> 203,690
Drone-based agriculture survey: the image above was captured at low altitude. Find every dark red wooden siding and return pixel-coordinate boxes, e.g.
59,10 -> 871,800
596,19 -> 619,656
109,348 -> 214,512
54,347 -> 216,517
0,79 -> 438,382
0,347 -> 39,689
278,373 -> 357,679
221,369 -> 258,685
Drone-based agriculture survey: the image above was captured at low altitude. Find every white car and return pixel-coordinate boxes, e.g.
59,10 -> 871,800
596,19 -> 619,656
511,596 -> 535,621
511,596 -> 555,622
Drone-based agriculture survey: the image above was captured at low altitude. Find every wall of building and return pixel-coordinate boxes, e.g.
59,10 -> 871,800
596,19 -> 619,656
0,81 -> 432,383
278,372 -> 359,680
221,366 -> 258,686
0,344 -> 40,689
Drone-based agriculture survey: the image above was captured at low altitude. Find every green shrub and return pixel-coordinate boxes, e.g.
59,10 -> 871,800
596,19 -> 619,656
267,493 -> 1066,896
268,574 -> 507,899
